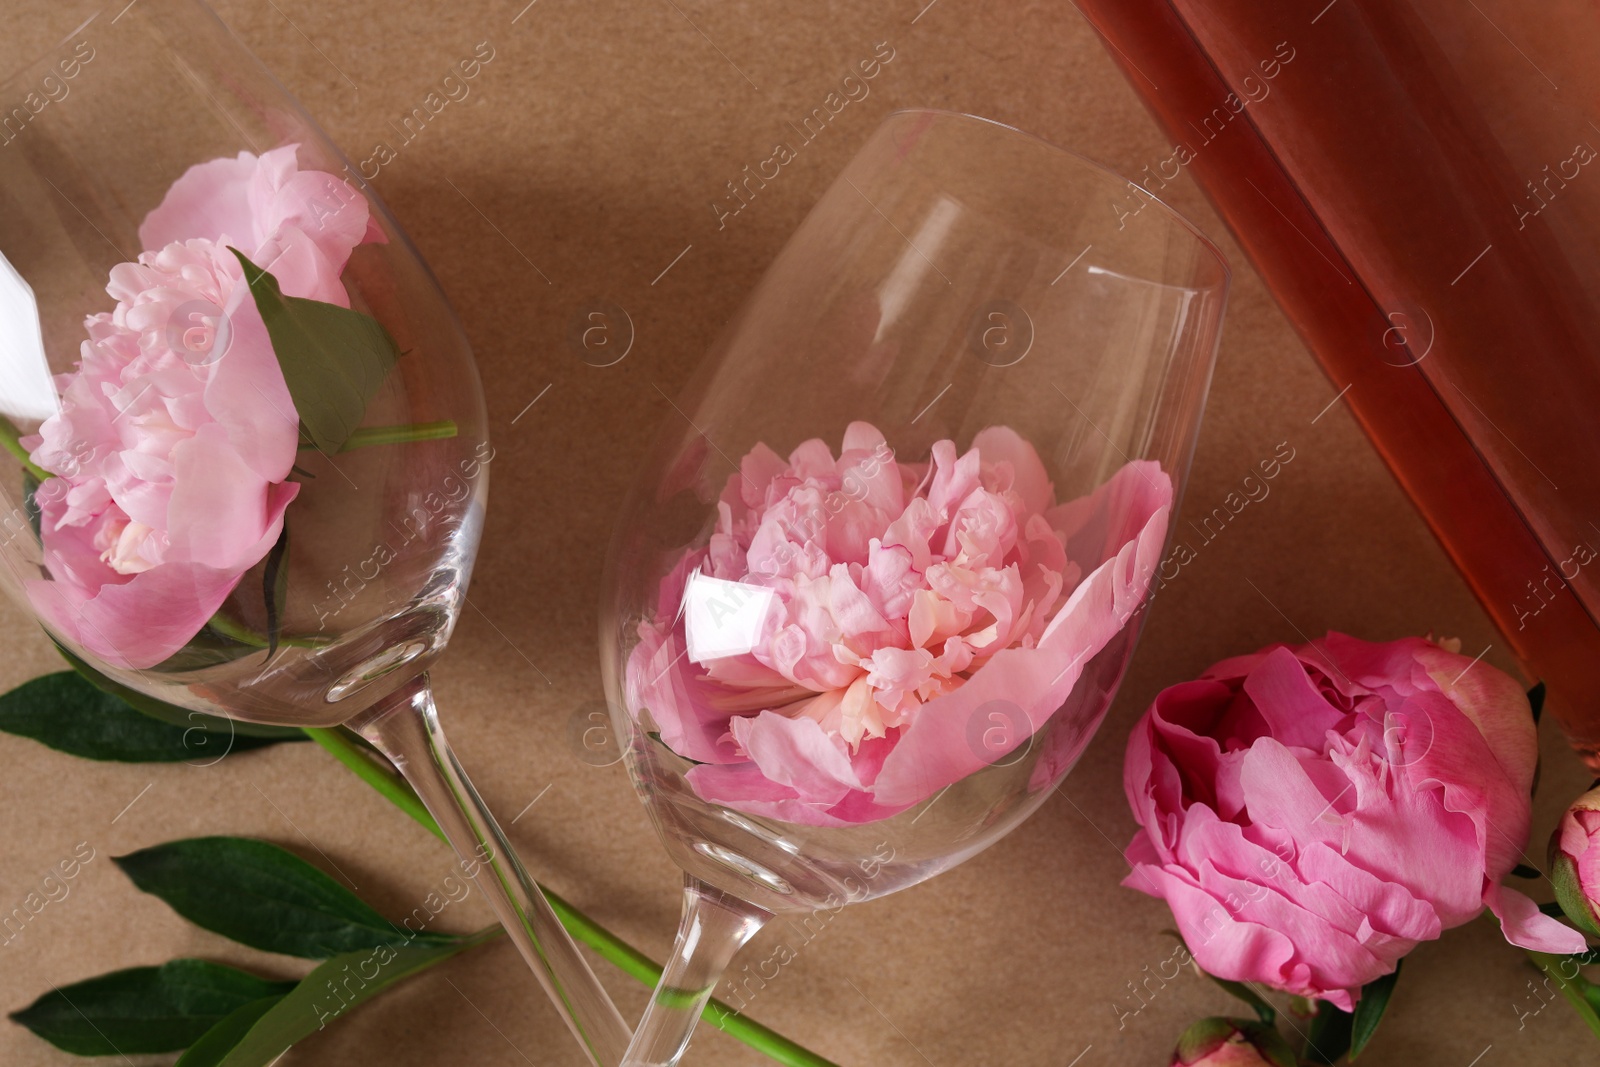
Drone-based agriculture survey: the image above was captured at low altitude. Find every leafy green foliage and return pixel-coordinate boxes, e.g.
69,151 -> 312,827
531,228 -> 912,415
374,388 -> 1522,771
9,960 -> 294,1055
174,996 -> 286,1067
0,671 -> 288,762
52,643 -> 302,740
1349,962 -> 1400,1059
13,835 -> 483,1065
1206,972 -> 1277,1026
114,837 -> 455,958
1304,998 -> 1353,1065
188,936 -> 490,1067
229,248 -> 399,454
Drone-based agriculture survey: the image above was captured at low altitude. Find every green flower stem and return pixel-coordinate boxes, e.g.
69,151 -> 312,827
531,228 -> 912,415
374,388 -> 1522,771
305,726 -> 445,843
540,889 -> 838,1067
0,415 -> 51,482
308,724 -> 839,1067
336,420 -> 459,452
206,613 -> 328,650
1527,951 -> 1600,1041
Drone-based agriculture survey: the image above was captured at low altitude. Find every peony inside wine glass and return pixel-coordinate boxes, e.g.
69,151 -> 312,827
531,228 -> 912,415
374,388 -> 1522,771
0,6 -> 627,1064
601,109 -> 1229,1065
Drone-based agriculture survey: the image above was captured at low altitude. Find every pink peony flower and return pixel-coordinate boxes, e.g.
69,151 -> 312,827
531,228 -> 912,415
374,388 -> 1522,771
1549,783 -> 1600,938
25,145 -> 377,669
625,421 -> 1172,826
1123,633 -> 1586,1011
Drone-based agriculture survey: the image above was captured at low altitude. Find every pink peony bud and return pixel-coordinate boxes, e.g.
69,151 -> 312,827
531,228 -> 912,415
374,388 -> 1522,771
1549,783 -> 1600,938
1172,1017 -> 1297,1067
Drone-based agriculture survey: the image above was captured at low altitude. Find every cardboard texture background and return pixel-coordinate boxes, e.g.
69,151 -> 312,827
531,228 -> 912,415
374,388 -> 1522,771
0,1 -> 1591,1064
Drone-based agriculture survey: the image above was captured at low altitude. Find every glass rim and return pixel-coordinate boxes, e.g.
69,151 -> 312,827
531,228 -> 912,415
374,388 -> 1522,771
878,107 -> 1232,289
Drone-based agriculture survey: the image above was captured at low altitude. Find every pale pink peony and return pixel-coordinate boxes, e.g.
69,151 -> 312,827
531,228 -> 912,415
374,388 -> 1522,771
626,421 -> 1172,826
1123,634 -> 1586,1011
26,145 -> 377,668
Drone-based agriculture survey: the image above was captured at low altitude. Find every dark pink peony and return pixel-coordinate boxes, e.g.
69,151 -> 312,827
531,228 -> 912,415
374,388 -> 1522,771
1123,634 -> 1585,1011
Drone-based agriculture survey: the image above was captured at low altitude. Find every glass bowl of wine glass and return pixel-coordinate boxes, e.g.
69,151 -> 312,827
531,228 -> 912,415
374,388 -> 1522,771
601,108 -> 1229,1065
0,5 -> 628,1063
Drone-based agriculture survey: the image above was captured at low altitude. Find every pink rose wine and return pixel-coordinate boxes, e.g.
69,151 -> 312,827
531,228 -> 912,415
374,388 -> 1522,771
1078,0 -> 1600,767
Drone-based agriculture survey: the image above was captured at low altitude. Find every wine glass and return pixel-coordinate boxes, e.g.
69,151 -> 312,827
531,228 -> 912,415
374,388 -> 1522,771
600,109 -> 1228,1065
0,4 -> 628,1064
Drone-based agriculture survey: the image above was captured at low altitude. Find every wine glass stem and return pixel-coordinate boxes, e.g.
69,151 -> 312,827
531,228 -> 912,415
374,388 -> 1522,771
621,877 -> 771,1067
352,674 -> 632,1067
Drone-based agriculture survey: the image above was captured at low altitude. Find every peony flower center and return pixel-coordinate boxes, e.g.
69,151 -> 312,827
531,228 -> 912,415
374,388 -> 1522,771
96,517 -> 163,575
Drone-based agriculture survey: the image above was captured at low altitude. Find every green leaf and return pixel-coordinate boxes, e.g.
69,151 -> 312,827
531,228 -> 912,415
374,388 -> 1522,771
262,525 -> 290,661
53,642 -> 303,740
204,933 -> 493,1067
8,959 -> 294,1056
1349,961 -> 1401,1059
229,248 -> 399,454
0,671 -> 290,762
175,995 -> 286,1067
1304,999 -> 1353,1065
113,837 -> 455,958
1205,972 -> 1276,1025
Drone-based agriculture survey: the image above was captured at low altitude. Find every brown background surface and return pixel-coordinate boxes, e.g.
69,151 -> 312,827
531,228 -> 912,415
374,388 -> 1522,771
0,1 -> 1593,1065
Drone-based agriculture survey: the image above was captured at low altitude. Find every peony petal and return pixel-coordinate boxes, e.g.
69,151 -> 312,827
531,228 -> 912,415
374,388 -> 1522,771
729,710 -> 863,804
625,623 -> 742,765
972,424 -> 1053,517
249,227 -> 352,307
1397,689 -> 1534,908
1296,842 -> 1442,944
1147,680 -> 1233,809
1485,882 -> 1589,953
1189,853 -> 1396,999
1124,860 -> 1346,1007
138,152 -> 259,250
1242,647 -> 1346,749
29,559 -> 243,670
165,424 -> 296,571
1046,459 -> 1170,581
1410,638 -> 1539,800
685,761 -> 896,828
870,476 -> 1170,808
838,421 -> 903,516
927,440 -> 980,520
203,282 -> 302,485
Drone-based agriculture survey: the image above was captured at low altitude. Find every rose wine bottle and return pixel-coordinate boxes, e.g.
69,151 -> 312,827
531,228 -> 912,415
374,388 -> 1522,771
1075,0 -> 1600,764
